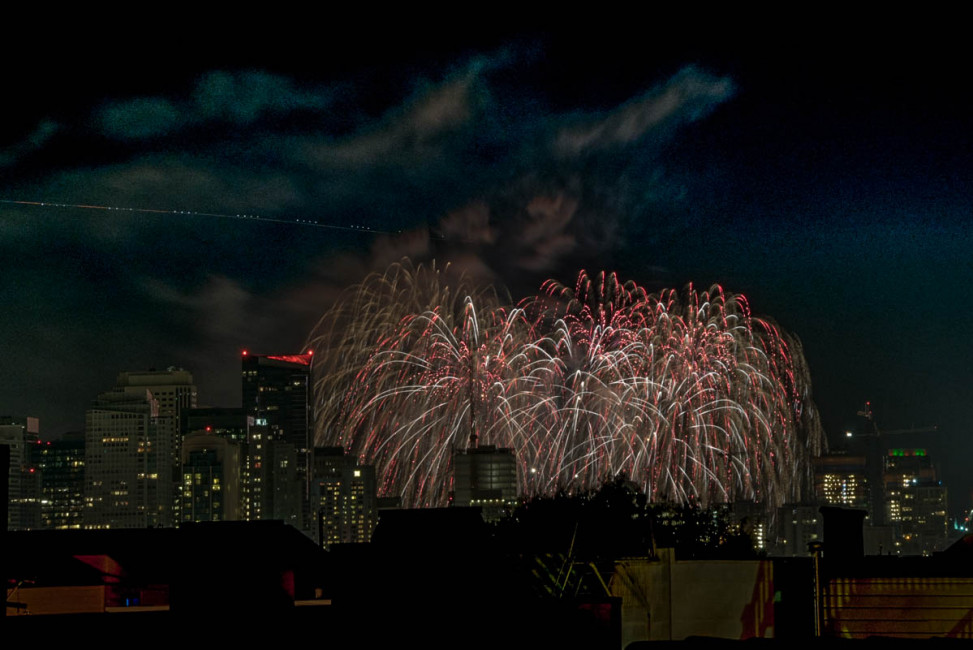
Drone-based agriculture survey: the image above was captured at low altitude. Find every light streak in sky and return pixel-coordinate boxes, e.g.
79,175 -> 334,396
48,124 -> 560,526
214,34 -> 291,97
0,198 -> 392,234
309,261 -> 824,510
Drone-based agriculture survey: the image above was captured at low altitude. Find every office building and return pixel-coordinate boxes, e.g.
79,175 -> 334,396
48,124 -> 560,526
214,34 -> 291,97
32,432 -> 86,529
727,501 -> 770,553
242,351 -> 311,529
182,407 -> 248,518
312,446 -> 377,547
774,503 -> 822,556
180,432 -> 242,522
884,448 -> 948,555
452,445 -> 518,521
84,386 -> 171,529
0,416 -> 42,530
182,407 -> 247,445
814,453 -> 870,513
247,420 -> 302,526
116,369 -> 197,419
115,369 -> 197,519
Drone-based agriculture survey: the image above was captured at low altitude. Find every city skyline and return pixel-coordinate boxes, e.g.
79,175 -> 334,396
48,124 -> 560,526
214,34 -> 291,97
2,26 -> 971,509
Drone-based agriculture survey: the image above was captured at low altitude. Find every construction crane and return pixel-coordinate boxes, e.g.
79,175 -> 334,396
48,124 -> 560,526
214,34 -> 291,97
854,401 -> 938,437
850,401 -> 938,527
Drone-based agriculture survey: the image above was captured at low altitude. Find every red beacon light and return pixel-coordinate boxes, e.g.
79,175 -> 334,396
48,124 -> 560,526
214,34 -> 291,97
242,350 -> 249,357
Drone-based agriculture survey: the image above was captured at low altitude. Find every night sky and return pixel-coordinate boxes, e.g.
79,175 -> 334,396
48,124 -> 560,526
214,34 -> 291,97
3,25 -> 970,510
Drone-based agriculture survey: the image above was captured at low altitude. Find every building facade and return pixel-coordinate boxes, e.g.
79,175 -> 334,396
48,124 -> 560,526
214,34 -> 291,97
33,432 -> 86,529
312,446 -> 377,547
814,453 -> 870,513
452,445 -> 518,521
115,369 -> 197,520
242,351 -> 311,530
84,387 -> 170,529
180,432 -> 242,522
0,416 -> 42,530
883,448 -> 948,555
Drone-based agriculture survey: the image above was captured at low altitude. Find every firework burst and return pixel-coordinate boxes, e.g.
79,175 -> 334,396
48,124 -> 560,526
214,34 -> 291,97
309,261 -> 823,510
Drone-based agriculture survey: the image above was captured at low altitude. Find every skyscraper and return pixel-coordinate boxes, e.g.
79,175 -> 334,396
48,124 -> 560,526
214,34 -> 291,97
32,432 -> 86,529
115,368 -> 197,420
246,419 -> 301,526
180,432 -> 242,522
182,407 -> 248,520
183,407 -> 247,446
312,446 -> 377,547
241,352 -> 311,453
0,416 -> 41,530
115,368 -> 197,520
773,503 -> 822,556
84,385 -> 170,529
452,445 -> 518,521
883,448 -> 948,555
242,351 -> 312,531
814,453 -> 870,512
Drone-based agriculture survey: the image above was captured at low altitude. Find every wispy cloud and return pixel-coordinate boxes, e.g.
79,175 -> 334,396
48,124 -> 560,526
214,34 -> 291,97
0,119 -> 60,167
304,66 -> 482,168
555,66 -> 734,156
0,56 -> 737,430
98,70 -> 335,140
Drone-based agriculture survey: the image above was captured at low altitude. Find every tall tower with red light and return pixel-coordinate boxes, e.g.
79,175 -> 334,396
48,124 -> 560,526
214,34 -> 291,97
241,350 -> 313,532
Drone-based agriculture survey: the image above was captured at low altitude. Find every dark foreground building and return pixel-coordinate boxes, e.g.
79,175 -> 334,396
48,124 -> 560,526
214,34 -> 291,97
8,505 -> 973,644
4,521 -> 325,617
3,511 -> 621,646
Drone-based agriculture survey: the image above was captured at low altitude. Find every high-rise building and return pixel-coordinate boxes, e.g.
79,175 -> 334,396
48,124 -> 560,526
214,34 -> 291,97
773,503 -> 822,556
883,448 -> 948,555
246,419 -> 301,526
182,407 -> 248,521
180,432 -> 242,522
116,369 -> 197,419
312,446 -> 377,547
242,351 -> 312,530
728,501 -> 771,553
0,416 -> 42,530
84,386 -> 171,529
115,368 -> 197,520
452,445 -> 518,521
814,453 -> 870,512
32,432 -> 85,529
183,407 -> 247,445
